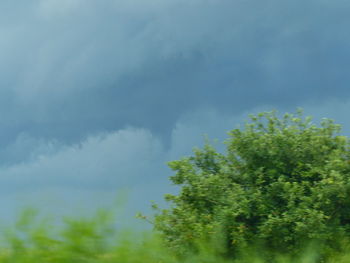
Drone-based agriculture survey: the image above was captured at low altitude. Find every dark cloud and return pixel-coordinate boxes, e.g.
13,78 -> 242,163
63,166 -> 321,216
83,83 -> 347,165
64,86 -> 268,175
0,0 -> 348,151
0,0 -> 350,223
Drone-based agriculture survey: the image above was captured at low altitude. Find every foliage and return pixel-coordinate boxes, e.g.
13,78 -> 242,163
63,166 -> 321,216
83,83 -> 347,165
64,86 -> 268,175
2,208 -> 350,262
153,109 -> 350,257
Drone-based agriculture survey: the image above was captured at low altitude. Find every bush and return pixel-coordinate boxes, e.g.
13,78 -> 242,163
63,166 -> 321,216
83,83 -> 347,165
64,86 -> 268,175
153,110 -> 350,258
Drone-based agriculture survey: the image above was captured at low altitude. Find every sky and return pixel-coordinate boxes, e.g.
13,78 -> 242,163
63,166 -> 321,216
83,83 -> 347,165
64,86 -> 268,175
0,0 -> 350,227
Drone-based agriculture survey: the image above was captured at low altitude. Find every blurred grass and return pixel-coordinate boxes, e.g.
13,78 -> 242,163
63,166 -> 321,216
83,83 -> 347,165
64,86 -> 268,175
0,208 -> 349,262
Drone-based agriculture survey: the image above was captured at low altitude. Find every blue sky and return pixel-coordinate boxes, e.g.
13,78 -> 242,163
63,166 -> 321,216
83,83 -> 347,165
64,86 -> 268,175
1,0 -> 350,226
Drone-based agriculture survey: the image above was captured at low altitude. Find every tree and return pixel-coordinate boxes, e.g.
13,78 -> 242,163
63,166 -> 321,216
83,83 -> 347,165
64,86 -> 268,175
153,110 -> 350,257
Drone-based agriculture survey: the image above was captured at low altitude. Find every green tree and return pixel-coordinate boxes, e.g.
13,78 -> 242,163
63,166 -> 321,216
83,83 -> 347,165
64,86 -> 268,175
153,110 -> 350,257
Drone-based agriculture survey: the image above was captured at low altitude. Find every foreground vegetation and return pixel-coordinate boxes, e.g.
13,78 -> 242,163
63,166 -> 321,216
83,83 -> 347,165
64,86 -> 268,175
0,208 -> 350,263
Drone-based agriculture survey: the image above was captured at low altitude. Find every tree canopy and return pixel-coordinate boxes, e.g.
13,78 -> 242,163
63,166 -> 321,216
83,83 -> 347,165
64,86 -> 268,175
153,110 -> 350,257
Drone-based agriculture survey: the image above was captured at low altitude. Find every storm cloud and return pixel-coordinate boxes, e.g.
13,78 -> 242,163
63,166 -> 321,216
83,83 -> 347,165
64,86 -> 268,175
0,0 -> 350,224
0,0 -> 349,145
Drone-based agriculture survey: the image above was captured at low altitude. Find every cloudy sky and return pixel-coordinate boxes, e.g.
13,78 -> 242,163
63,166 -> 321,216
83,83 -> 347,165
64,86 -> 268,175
0,0 -> 350,227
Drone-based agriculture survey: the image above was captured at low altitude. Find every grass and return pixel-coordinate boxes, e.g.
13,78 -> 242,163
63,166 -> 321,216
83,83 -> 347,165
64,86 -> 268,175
0,208 -> 349,262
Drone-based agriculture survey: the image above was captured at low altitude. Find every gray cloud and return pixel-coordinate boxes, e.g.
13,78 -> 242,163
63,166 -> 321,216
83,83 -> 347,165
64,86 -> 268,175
0,0 -> 350,223
0,127 -> 170,226
0,128 -> 165,188
0,0 -> 349,151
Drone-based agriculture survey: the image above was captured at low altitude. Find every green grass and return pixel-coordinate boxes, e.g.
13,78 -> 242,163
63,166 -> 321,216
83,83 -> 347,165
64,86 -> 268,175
0,208 -> 349,263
